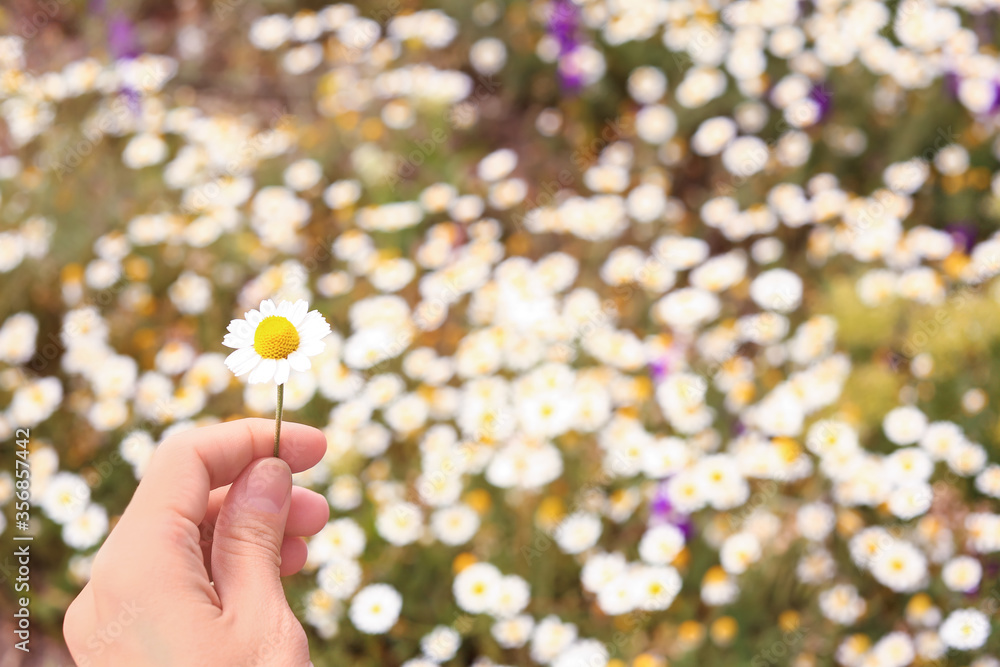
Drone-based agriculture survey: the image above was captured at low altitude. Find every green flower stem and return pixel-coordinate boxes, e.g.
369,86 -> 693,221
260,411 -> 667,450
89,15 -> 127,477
274,383 -> 284,458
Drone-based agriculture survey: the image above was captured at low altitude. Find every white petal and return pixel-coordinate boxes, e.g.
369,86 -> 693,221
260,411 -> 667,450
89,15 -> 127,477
225,347 -> 261,376
246,309 -> 263,326
277,300 -> 291,317
248,358 -> 277,384
288,351 -> 312,372
297,312 -> 331,341
297,340 -> 326,357
260,300 -> 276,316
274,359 -> 290,385
233,353 -> 262,377
224,346 -> 255,369
297,310 -> 323,330
222,331 -> 252,349
302,322 -> 332,341
289,300 -> 309,326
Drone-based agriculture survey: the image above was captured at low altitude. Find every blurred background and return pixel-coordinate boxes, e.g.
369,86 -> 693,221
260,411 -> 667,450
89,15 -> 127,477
3,0 -> 1000,665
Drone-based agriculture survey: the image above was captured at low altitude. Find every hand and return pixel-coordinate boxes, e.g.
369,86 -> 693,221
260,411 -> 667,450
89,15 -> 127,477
63,419 -> 330,666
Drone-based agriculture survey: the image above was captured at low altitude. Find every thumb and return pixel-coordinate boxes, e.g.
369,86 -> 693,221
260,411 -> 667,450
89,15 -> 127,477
211,457 -> 292,611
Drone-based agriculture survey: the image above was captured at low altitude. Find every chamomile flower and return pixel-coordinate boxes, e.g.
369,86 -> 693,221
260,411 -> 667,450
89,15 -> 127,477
554,512 -> 603,555
720,532 -> 762,575
941,556 -> 982,593
421,626 -> 461,662
454,562 -> 502,614
62,503 -> 108,550
638,524 -> 685,565
819,584 -> 867,625
871,540 -> 927,592
430,504 -> 480,546
223,299 -> 330,385
493,575 -> 531,618
40,472 -> 89,524
581,552 -> 628,594
317,558 -> 363,599
552,640 -> 609,667
530,616 -> 578,664
0,312 -> 38,364
376,502 -> 424,546
349,584 -> 403,635
940,609 -> 990,651
633,565 -> 682,611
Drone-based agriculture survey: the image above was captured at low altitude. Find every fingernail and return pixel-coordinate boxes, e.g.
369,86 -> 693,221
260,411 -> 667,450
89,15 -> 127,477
246,458 -> 290,514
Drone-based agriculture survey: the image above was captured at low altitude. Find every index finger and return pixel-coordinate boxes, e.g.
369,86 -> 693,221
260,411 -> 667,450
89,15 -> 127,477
128,418 -> 327,527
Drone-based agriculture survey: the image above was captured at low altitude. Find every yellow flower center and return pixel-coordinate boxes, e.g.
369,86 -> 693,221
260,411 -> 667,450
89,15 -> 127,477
253,316 -> 300,359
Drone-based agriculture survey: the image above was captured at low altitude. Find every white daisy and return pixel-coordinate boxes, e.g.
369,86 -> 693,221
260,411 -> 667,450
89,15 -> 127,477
223,299 -> 331,385
453,562 -> 502,614
871,540 -> 927,593
553,512 -> 603,554
530,616 -> 577,664
40,472 -> 90,525
638,524 -> 686,565
349,584 -> 403,635
317,557 -> 362,599
940,609 -> 990,651
421,626 -> 461,662
553,639 -> 609,667
62,503 -> 109,550
942,556 -> 982,593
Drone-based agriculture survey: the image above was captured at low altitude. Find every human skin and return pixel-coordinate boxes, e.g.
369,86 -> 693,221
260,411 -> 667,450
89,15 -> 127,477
62,419 -> 330,666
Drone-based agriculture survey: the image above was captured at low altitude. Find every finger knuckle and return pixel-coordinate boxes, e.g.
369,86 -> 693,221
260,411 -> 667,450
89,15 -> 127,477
214,520 -> 281,566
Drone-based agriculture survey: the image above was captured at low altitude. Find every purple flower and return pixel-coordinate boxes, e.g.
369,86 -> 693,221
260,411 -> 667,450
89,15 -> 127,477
548,0 -> 580,56
809,83 -> 832,121
649,358 -> 670,383
946,223 -> 977,254
557,61 -> 585,91
649,481 -> 694,540
650,483 -> 672,518
109,13 -> 140,60
944,71 -> 961,99
548,0 -> 586,91
675,517 -> 694,541
119,87 -> 142,115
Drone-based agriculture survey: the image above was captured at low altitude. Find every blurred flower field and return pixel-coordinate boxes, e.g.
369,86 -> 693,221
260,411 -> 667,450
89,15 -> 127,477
5,0 -> 1000,665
